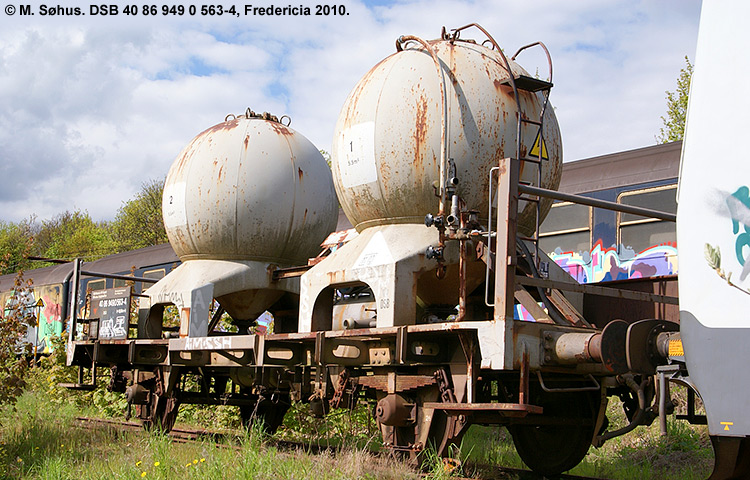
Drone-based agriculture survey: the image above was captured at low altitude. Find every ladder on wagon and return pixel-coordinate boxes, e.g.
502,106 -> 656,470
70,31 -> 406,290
452,24 -> 555,306
507,42 -> 554,273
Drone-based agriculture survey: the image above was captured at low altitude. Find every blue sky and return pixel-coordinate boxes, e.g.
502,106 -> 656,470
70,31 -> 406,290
0,0 -> 701,222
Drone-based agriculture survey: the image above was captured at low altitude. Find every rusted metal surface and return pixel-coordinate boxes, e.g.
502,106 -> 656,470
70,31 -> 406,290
357,374 -> 437,392
494,157 -> 519,322
375,394 -> 415,426
330,31 -> 562,236
519,348 -> 530,405
320,228 -> 358,248
457,234 -> 468,321
423,402 -> 543,415
162,114 -> 338,265
582,275 -> 680,326
271,265 -> 312,280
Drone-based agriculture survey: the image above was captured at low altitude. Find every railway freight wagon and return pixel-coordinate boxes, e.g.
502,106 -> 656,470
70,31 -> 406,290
0,143 -> 681,357
57,4 -> 750,478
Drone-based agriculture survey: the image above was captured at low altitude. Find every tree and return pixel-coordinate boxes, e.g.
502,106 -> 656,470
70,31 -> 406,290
0,219 -> 35,275
110,178 -> 168,251
320,149 -> 331,168
657,56 -> 693,143
34,210 -> 114,261
0,244 -> 34,405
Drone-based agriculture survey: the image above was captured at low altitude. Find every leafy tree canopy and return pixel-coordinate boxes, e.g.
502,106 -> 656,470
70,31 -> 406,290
657,56 -> 693,143
35,210 -> 114,261
110,178 -> 167,252
0,178 -> 168,274
0,219 -> 34,275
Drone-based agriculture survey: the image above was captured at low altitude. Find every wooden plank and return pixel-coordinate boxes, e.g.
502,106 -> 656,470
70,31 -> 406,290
514,286 -> 554,324
547,288 -> 586,326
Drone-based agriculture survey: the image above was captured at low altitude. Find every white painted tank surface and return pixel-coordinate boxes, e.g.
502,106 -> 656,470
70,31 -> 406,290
332,35 -> 562,235
163,113 -> 339,265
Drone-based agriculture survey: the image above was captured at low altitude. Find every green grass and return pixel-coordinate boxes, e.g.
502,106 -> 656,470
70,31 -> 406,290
0,390 -> 416,480
1,368 -> 715,480
458,392 -> 713,480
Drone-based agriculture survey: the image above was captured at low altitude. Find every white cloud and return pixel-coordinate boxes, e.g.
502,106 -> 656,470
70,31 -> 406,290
0,0 -> 700,223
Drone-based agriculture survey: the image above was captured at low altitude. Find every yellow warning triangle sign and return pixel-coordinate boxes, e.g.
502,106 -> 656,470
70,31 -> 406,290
529,131 -> 549,160
34,298 -> 44,308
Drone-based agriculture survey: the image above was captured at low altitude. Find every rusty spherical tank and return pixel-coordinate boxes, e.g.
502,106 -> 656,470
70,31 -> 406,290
331,36 -> 562,235
162,115 -> 338,265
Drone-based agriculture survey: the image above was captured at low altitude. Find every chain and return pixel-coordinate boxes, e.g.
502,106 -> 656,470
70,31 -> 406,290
435,367 -> 457,404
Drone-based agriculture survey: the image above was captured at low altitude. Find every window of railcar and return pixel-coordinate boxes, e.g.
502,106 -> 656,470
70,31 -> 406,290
87,279 -> 106,292
617,185 -> 677,254
539,202 -> 592,254
113,279 -> 128,288
143,268 -> 166,280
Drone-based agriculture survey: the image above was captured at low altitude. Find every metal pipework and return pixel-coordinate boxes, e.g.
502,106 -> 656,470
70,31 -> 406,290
518,184 -> 676,222
447,194 -> 460,232
396,34 -> 449,218
545,320 -> 629,372
66,258 -> 81,366
342,318 -> 376,329
594,375 -> 655,447
549,331 -> 602,364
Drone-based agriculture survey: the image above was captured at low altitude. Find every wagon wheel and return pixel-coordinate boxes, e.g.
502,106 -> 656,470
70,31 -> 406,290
508,389 -> 598,476
136,367 -> 179,432
239,392 -> 290,434
139,367 -> 180,433
378,386 -> 467,462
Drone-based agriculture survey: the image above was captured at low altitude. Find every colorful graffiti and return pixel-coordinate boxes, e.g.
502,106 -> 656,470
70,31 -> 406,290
514,241 -> 678,322
549,240 -> 678,284
0,285 -> 64,354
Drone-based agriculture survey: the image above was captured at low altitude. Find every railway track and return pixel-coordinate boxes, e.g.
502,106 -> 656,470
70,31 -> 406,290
74,417 -> 609,480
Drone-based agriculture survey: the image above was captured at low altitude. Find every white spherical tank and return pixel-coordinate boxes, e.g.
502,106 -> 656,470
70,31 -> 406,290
163,113 -> 339,265
331,36 -> 562,235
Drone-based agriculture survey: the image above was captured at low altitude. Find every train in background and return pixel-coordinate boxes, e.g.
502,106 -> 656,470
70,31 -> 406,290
0,244 -> 179,354
541,141 -> 679,283
0,211 -> 355,351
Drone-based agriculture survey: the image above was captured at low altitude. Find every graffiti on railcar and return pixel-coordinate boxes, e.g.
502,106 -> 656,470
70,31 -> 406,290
0,285 -> 64,354
35,285 -> 64,353
549,240 -> 678,284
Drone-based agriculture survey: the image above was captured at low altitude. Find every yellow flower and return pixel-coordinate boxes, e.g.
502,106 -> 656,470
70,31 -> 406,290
141,472 -> 147,478
200,458 -> 206,463
136,461 -> 142,466
185,463 -> 191,468
154,461 -> 160,467
192,459 -> 198,464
